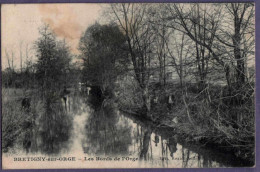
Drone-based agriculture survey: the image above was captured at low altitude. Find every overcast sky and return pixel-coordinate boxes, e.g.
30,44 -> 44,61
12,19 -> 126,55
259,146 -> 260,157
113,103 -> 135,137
1,4 -> 103,69
1,3 -> 255,70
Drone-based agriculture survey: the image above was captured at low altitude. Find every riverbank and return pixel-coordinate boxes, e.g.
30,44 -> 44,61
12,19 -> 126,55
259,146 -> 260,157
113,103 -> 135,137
115,82 -> 255,166
119,107 -> 254,167
2,86 -> 254,168
119,108 -> 253,167
2,88 -> 74,154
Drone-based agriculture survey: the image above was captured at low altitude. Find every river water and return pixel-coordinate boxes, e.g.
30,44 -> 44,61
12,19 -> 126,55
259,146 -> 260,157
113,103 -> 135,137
2,92 -> 249,169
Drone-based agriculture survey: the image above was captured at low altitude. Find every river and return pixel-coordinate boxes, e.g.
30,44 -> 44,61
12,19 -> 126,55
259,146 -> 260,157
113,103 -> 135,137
2,92 -> 250,169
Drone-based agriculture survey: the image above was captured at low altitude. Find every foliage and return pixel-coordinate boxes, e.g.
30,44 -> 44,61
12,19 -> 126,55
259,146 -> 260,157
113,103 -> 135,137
79,23 -> 129,92
35,25 -> 72,92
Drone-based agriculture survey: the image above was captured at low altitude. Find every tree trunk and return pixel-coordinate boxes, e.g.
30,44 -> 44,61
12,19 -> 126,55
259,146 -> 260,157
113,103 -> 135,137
233,8 -> 245,87
224,64 -> 232,94
141,86 -> 151,117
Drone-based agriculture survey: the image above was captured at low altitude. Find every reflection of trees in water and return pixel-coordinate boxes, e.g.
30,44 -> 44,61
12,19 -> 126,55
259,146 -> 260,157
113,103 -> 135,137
182,148 -> 190,168
118,117 -> 217,168
167,136 -> 177,159
131,124 -> 152,161
134,125 -> 179,164
70,91 -> 86,114
85,102 -> 132,155
87,86 -> 104,110
154,135 -> 159,147
181,147 -> 213,168
139,130 -> 152,160
131,124 -> 143,155
37,95 -> 73,154
22,121 -> 33,153
202,155 -> 213,168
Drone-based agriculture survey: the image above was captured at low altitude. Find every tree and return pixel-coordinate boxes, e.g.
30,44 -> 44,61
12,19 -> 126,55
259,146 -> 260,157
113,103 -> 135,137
163,3 -> 254,125
164,3 -> 254,90
35,25 -> 71,95
166,32 -> 194,88
79,23 -> 129,95
147,4 -> 171,87
110,4 -> 156,114
222,3 -> 254,86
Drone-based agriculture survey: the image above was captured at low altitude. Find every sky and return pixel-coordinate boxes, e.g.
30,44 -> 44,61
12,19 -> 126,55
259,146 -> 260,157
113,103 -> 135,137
1,3 -> 255,70
1,4 -> 103,69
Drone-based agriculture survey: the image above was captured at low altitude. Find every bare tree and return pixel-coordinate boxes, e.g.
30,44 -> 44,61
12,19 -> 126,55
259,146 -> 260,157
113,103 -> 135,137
5,49 -> 12,70
110,4 -> 156,114
148,5 -> 170,87
164,3 -> 254,89
223,3 -> 254,86
19,41 -> 23,73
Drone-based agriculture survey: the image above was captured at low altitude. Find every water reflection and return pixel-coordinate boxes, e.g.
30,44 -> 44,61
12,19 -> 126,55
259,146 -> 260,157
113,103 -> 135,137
168,136 -> 178,159
18,93 -> 248,167
37,95 -> 73,154
139,129 -> 151,160
83,101 -> 132,156
81,96 -> 224,168
82,94 -> 248,167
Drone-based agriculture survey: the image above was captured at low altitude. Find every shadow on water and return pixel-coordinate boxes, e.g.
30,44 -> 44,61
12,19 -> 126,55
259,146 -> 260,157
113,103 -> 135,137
21,92 -> 75,155
139,129 -> 151,160
121,111 -> 251,167
83,93 -> 251,167
83,100 -> 132,156
19,92 -> 252,167
87,86 -> 104,110
36,94 -> 73,154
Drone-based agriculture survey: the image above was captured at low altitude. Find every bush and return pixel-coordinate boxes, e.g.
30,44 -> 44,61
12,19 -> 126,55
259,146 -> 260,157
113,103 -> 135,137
114,76 -> 143,111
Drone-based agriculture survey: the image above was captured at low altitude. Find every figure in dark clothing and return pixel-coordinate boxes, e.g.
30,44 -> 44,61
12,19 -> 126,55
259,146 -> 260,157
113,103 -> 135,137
21,97 -> 31,112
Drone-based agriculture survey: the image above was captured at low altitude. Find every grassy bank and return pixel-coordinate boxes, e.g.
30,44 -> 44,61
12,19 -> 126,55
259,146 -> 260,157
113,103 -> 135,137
114,82 -> 255,164
2,88 -> 39,152
2,88 -> 73,154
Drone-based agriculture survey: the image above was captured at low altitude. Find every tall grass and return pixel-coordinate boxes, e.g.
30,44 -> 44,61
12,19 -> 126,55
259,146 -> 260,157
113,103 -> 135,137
2,88 -> 73,154
114,81 -> 255,162
2,88 -> 37,153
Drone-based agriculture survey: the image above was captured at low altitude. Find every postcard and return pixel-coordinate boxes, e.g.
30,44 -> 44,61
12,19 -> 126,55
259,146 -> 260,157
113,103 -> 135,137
1,3 -> 255,169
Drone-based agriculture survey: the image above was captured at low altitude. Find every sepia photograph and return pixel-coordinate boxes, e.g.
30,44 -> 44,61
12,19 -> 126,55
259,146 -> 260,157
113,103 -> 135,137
1,2 -> 256,169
